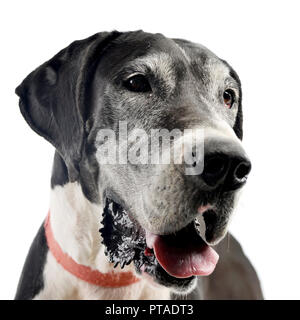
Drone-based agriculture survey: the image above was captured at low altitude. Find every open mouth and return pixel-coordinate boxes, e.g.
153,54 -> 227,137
99,197 -> 219,289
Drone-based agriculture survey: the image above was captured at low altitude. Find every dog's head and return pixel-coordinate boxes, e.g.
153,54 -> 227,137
16,30 -> 251,294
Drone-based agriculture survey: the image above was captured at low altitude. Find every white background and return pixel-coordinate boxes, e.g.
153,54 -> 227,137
1,0 -> 299,300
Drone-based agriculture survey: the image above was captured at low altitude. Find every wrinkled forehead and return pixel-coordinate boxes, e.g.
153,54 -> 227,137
98,32 -> 233,85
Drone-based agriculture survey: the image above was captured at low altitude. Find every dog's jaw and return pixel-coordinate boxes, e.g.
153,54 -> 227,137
99,196 -> 222,294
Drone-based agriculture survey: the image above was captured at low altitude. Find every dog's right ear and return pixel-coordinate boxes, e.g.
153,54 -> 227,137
16,31 -> 122,180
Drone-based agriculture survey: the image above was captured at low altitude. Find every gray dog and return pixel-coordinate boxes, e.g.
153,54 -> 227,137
15,30 -> 263,300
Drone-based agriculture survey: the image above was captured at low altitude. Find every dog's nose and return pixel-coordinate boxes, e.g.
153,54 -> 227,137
201,139 -> 251,191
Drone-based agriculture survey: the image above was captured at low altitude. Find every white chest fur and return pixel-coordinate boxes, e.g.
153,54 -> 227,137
34,182 -> 170,300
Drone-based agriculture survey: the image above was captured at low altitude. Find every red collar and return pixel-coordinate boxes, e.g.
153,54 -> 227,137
44,212 -> 140,288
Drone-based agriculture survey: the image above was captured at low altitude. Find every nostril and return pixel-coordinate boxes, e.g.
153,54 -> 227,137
202,155 -> 229,187
234,161 -> 251,182
205,156 -> 226,176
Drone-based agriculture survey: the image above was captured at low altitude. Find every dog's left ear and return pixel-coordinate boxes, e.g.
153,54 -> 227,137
16,31 -> 122,180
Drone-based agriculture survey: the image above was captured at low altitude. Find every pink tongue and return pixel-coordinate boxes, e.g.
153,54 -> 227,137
146,232 -> 219,278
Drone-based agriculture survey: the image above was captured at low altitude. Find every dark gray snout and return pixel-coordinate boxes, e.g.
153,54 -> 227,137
201,138 -> 251,191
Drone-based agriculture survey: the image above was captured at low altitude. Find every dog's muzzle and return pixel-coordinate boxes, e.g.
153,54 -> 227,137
99,134 -> 251,291
99,198 -> 219,292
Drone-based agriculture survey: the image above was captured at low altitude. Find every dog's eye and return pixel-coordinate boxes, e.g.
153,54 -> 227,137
223,89 -> 235,108
123,74 -> 152,93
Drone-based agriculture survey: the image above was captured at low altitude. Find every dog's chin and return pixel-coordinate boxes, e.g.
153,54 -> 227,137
99,197 -> 224,294
139,262 -> 198,294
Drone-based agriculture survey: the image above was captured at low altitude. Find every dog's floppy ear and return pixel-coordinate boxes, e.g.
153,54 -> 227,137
16,31 -> 122,180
